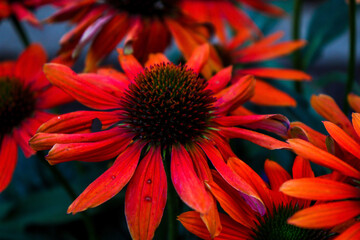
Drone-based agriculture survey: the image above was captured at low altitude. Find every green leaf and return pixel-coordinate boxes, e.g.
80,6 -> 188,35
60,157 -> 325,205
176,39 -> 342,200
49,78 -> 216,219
303,0 -> 348,69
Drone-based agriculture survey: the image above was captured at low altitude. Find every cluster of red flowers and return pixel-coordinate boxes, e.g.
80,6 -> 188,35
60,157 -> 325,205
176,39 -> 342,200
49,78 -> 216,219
1,0 -> 359,239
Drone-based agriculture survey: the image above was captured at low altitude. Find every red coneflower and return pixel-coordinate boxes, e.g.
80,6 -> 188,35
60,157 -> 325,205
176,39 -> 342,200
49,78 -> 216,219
0,44 -> 72,192
46,0 -> 222,74
217,30 -> 311,107
30,44 -> 290,239
179,157 -> 332,239
280,94 -> 360,239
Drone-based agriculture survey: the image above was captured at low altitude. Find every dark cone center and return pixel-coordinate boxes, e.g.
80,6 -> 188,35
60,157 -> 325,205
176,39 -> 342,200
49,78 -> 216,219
120,63 -> 216,146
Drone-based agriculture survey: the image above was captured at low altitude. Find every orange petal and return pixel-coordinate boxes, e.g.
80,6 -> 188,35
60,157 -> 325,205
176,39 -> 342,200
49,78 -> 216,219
144,53 -> 170,69
348,93 -> 360,112
171,145 -> 212,213
289,122 -> 327,150
117,48 -> 144,81
280,178 -> 360,200
68,143 -> 143,214
206,66 -> 233,94
177,211 -> 212,239
352,113 -> 360,140
287,139 -> 360,179
0,135 -> 17,192
311,94 -> 357,139
200,195 -> 222,238
220,127 -> 290,150
264,160 -> 291,191
292,156 -> 315,179
335,222 -> 360,240
125,147 -> 167,240
250,79 -> 296,107
288,201 -> 360,228
324,121 -> 360,159
236,68 -> 311,81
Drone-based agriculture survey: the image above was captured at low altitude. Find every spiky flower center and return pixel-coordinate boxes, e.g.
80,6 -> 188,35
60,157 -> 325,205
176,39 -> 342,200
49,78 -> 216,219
251,204 -> 330,240
0,77 -> 36,135
120,63 -> 216,146
105,0 -> 179,17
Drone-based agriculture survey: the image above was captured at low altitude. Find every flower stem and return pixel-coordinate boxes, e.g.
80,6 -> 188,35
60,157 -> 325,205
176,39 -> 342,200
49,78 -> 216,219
10,15 -> 30,47
37,152 -> 98,240
344,0 -> 357,113
163,151 -> 178,240
292,0 -> 304,93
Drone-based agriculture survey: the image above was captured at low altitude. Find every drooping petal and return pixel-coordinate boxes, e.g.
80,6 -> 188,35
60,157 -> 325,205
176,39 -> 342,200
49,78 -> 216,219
0,135 -> 17,192
14,44 -> 46,87
43,63 -> 122,110
311,94 -> 357,139
171,145 -> 212,214
68,143 -> 143,214
206,66 -> 232,94
288,201 -> 360,228
220,127 -> 290,150
37,110 -> 121,134
335,222 -> 360,240
235,68 -> 311,81
46,133 -> 131,164
292,156 -> 315,179
198,141 -> 265,215
288,139 -> 360,179
200,195 -> 222,238
280,178 -> 360,200
125,147 -> 167,240
250,79 -> 296,107
323,121 -> 360,159
177,211 -> 213,239
264,160 -> 291,191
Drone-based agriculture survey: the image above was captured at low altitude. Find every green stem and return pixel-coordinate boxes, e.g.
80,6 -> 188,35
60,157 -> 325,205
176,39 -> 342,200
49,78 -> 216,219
163,150 -> 178,240
37,152 -> 98,240
344,0 -> 357,113
10,15 -> 30,47
292,0 -> 304,93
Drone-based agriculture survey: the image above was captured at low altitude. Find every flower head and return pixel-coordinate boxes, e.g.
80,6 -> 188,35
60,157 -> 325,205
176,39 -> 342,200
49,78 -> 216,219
179,157 -> 331,239
280,94 -> 360,239
46,0 -> 222,74
0,44 -> 72,192
30,44 -> 290,239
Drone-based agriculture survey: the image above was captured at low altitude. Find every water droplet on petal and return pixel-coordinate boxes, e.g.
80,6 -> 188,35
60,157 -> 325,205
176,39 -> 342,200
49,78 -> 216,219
144,196 -> 152,202
111,175 -> 116,180
146,179 -> 152,184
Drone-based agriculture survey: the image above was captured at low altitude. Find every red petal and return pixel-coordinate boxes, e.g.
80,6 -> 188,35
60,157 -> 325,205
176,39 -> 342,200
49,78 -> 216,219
0,61 -> 15,76
37,86 -> 74,109
264,160 -> 291,191
288,201 -> 360,228
206,66 -> 232,94
13,124 -> 35,158
171,145 -> 212,213
186,43 -> 209,74
289,122 -> 327,150
241,0 -> 285,16
0,135 -> 17,192
37,110 -> 121,134
43,63 -> 122,110
292,156 -> 315,179
125,147 -> 167,240
335,222 -> 360,240
11,3 -> 40,26
198,141 -> 265,215
220,127 -> 290,150
288,139 -> 360,179
144,53 -> 170,68
235,68 -> 311,81
68,143 -> 143,214
352,113 -> 360,139
15,44 -> 46,87
117,48 -> 144,80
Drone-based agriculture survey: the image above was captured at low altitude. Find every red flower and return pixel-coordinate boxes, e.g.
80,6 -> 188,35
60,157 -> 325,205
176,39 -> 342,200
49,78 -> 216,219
280,94 -> 360,239
179,156 -> 331,239
0,44 -> 72,192
46,0 -> 223,74
217,31 -> 311,107
180,0 -> 285,42
30,44 -> 290,239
